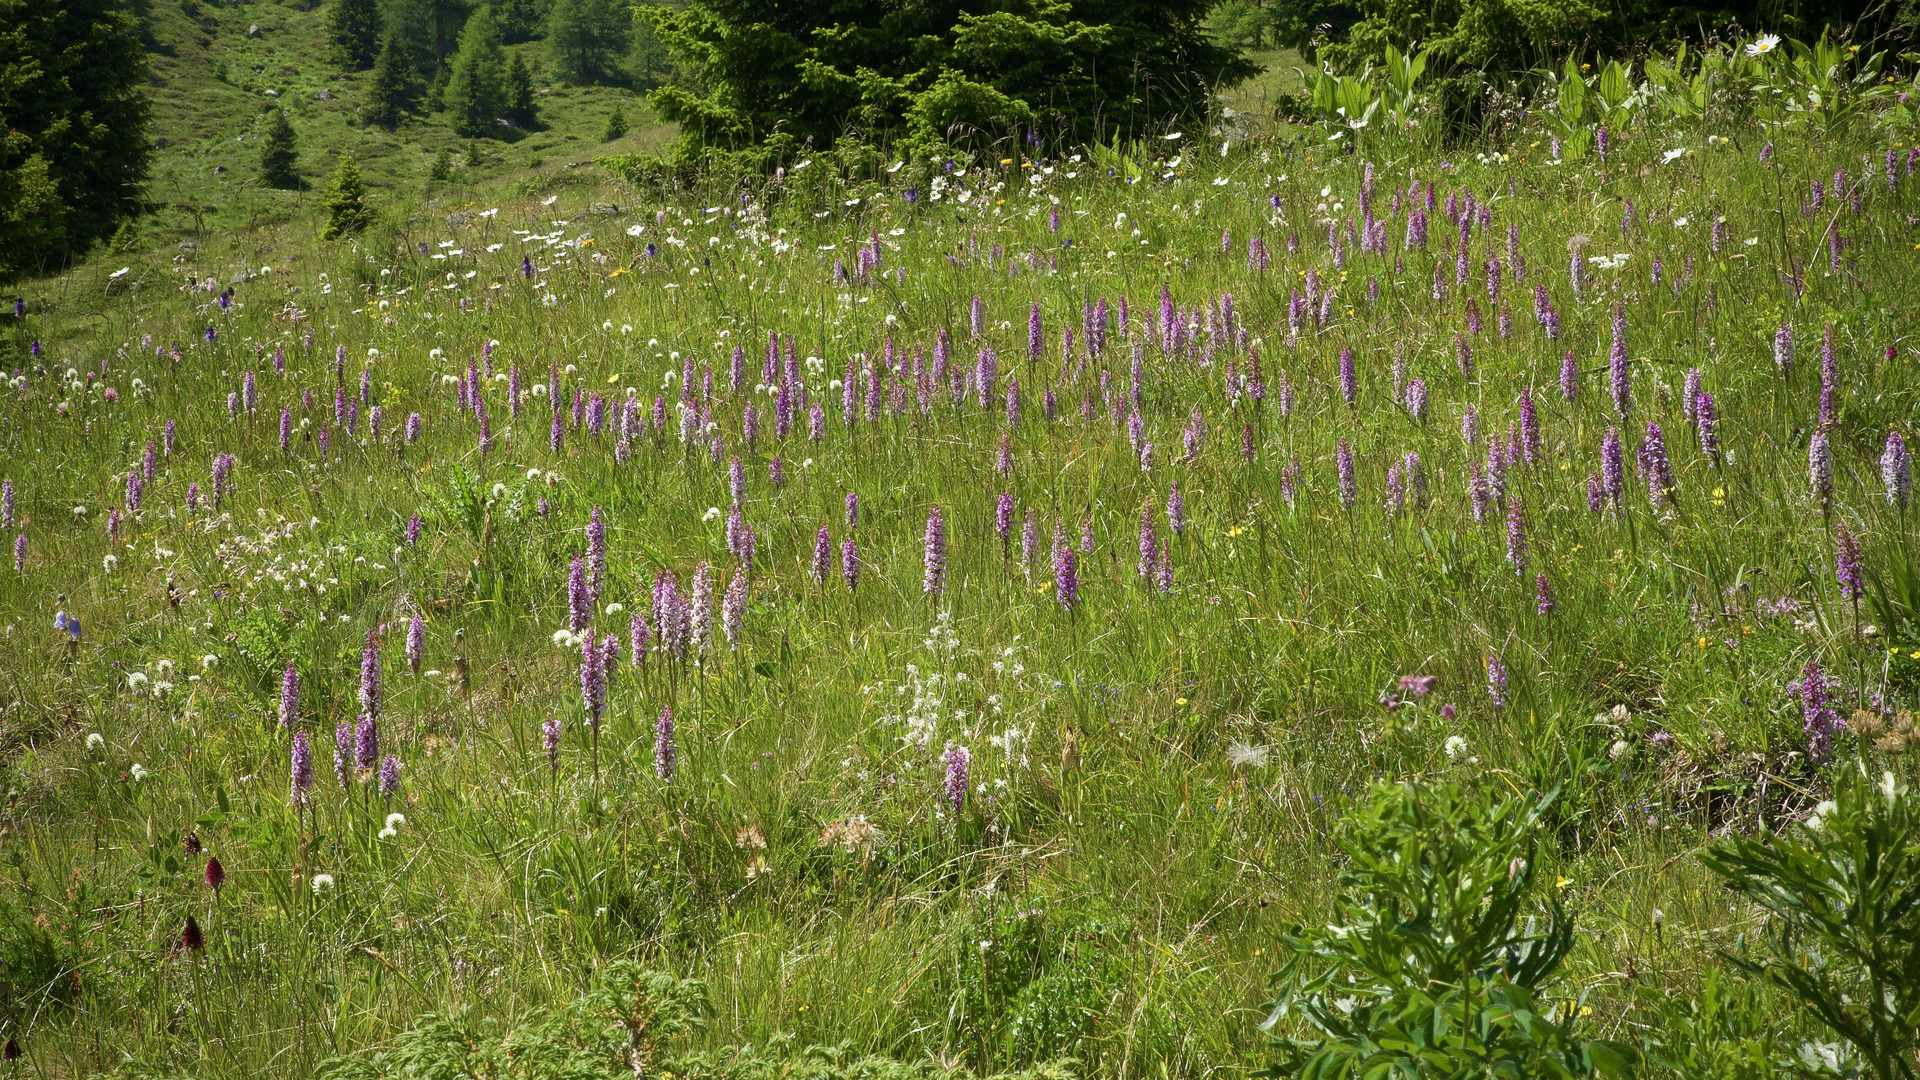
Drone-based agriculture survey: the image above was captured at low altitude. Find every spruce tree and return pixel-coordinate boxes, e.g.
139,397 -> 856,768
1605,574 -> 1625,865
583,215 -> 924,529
364,31 -> 419,129
497,0 -> 546,44
258,109 -> 301,189
504,50 -> 537,128
383,0 -> 471,72
545,0 -> 627,85
327,0 -> 383,70
430,147 -> 453,181
322,156 -> 375,241
0,0 -> 151,284
444,6 -> 507,138
425,63 -> 450,112
641,0 -> 1257,158
0,156 -> 69,284
630,2 -> 671,89
601,101 -> 627,142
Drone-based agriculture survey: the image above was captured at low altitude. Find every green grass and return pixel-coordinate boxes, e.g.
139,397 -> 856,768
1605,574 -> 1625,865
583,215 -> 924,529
1215,48 -> 1308,122
4,37 -> 1920,1078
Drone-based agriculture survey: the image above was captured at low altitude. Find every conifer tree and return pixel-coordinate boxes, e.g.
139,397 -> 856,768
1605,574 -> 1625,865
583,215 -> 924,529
601,101 -> 627,142
630,2 -> 671,89
327,0 -> 383,70
497,0 -> 546,43
641,0 -> 1255,159
504,50 -> 538,127
546,0 -> 628,85
444,6 -> 506,138
0,0 -> 151,283
364,30 -> 419,129
322,156 -> 375,240
425,63 -> 450,112
258,109 -> 300,189
0,157 -> 68,284
383,0 -> 470,72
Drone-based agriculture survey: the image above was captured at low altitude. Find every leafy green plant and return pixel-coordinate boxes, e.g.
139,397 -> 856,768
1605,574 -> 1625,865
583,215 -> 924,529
1698,764 -> 1920,1080
1260,780 -> 1633,1078
1642,43 -> 1721,123
1589,59 -> 1641,131
1084,137 -> 1147,182
1750,32 -> 1893,132
1379,44 -> 1433,129
1296,61 -> 1380,140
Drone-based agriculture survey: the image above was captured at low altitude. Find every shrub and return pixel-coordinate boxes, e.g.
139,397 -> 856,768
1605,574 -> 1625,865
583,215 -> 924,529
1696,764 -> 1920,1080
639,1 -> 1256,162
0,0 -> 151,284
1260,780 -> 1634,1078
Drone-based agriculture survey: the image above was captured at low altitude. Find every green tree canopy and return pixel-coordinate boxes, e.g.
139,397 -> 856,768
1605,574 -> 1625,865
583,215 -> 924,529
546,0 -> 630,85
629,1 -> 673,89
328,0 -> 384,69
258,109 -> 300,189
504,49 -> 538,127
383,0 -> 470,73
642,0 -> 1255,163
445,5 -> 508,138
497,0 -> 549,43
0,0 -> 151,284
364,29 -> 421,129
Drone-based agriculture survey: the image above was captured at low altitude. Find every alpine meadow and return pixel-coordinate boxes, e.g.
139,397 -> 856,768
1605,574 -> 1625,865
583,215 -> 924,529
7,1 -> 1920,1078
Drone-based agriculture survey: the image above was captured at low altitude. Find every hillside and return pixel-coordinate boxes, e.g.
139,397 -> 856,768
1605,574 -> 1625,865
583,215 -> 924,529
4,14 -> 1920,1080
129,0 -> 673,247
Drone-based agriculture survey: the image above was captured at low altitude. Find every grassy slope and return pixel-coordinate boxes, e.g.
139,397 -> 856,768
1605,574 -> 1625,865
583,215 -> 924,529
2,14 -> 1918,1080
133,0 -> 673,248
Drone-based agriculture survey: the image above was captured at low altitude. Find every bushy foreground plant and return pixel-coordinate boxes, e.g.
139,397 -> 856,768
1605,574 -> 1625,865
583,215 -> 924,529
1261,780 -> 1635,1078
1694,764 -> 1920,1080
